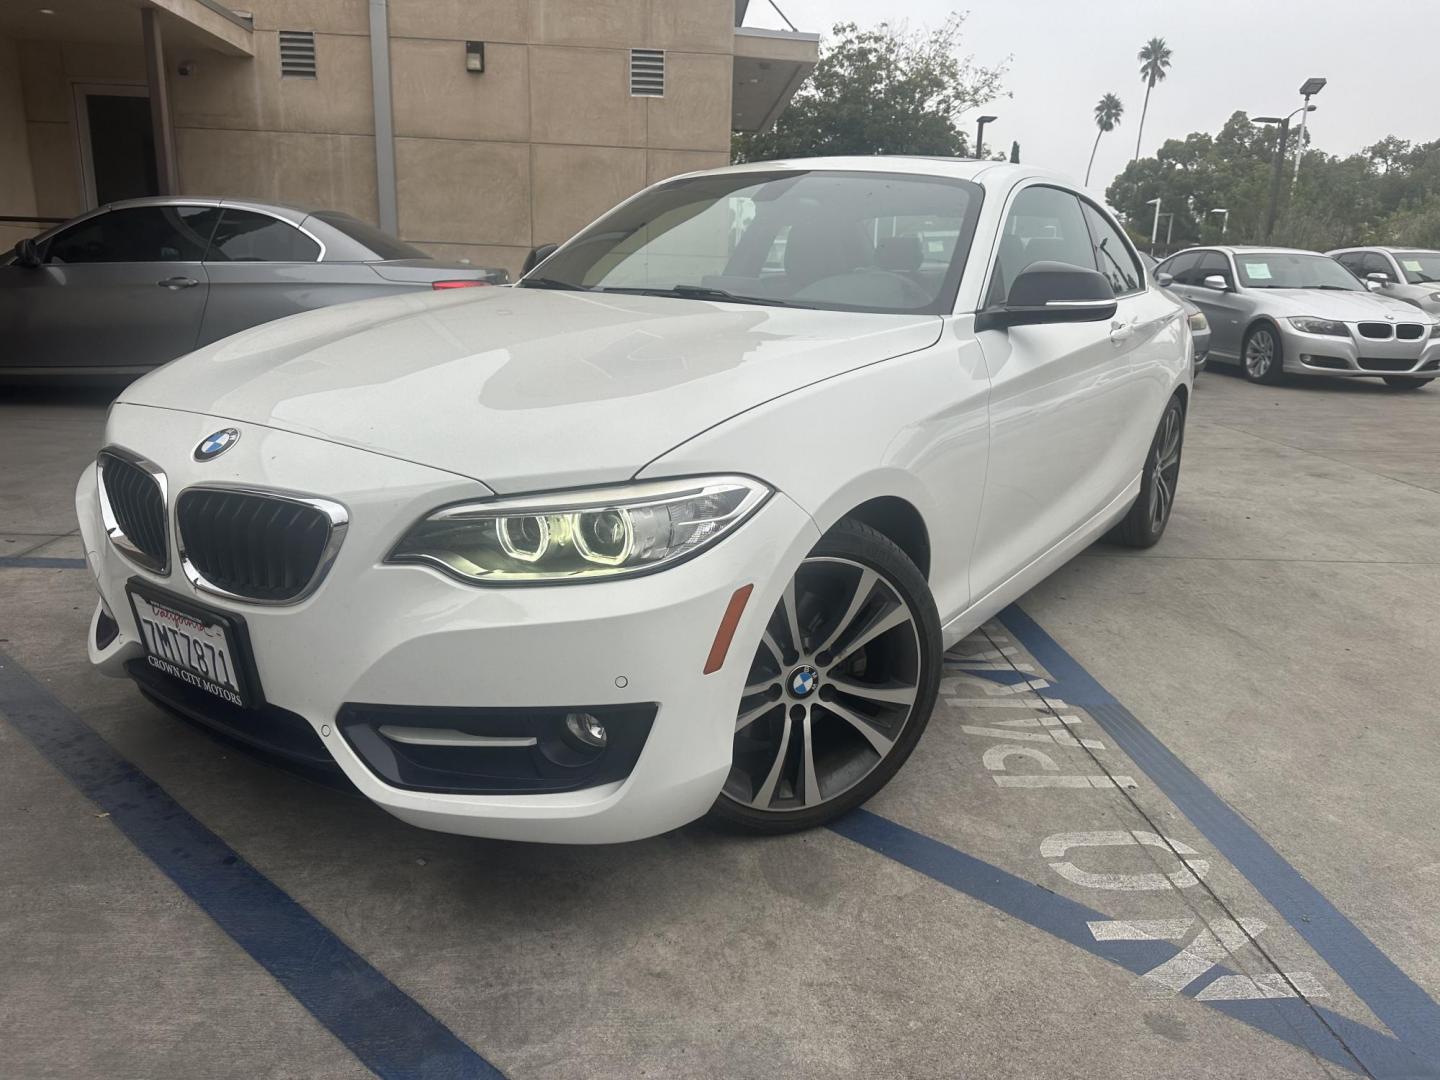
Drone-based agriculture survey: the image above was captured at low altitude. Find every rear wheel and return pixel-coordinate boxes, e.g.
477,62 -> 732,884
1242,324 -> 1284,384
1383,376 -> 1432,391
1107,394 -> 1185,549
708,519 -> 940,834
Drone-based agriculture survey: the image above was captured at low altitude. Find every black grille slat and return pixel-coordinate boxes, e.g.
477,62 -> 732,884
178,490 -> 333,602
99,452 -> 166,569
1357,322 -> 1393,340
1397,324 -> 1424,340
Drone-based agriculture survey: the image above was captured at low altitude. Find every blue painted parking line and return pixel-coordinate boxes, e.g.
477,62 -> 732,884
996,602 -> 1440,1075
0,649 -> 506,1080
0,555 -> 88,569
831,810 -> 1436,1079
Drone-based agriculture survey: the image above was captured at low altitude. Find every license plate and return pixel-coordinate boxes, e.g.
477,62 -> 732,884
127,585 -> 254,708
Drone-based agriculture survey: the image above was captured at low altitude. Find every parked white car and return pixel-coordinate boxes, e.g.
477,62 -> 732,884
76,159 -> 1191,843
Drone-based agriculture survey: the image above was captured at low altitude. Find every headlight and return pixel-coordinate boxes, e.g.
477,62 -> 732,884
1428,292 -> 1440,303
1431,323 -> 1440,337
1187,310 -> 1208,333
1288,316 -> 1348,337
388,475 -> 770,584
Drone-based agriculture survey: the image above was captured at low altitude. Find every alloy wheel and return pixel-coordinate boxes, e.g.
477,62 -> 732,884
1148,403 -> 1183,531
1245,329 -> 1274,379
722,556 -> 923,814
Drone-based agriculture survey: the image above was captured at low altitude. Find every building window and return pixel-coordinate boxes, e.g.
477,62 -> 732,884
279,31 -> 317,78
629,49 -> 664,97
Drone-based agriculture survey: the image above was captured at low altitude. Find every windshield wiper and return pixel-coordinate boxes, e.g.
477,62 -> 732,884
519,277 -> 591,291
598,284 -> 792,306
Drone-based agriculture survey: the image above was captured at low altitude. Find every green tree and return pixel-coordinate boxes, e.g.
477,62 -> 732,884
1133,37 -> 1173,162
1086,93 -> 1124,186
732,16 -> 1008,163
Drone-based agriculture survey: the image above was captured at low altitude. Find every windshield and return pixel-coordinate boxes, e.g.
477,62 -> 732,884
1235,252 -> 1362,290
1394,251 -> 1440,285
310,211 -> 428,260
521,170 -> 983,315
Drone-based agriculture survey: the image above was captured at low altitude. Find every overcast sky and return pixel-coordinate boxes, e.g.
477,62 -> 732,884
745,0 -> 1440,195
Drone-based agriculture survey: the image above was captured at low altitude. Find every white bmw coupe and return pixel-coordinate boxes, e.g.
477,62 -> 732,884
78,158 -> 1191,843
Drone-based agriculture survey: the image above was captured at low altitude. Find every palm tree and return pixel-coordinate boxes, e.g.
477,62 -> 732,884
1133,36 -> 1173,161
1086,93 -> 1124,185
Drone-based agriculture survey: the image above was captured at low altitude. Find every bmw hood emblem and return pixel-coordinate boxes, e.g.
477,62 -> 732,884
194,427 -> 240,461
789,666 -> 819,698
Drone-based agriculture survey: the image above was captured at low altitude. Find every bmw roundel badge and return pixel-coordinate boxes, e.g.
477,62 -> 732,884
789,666 -> 819,698
194,427 -> 240,461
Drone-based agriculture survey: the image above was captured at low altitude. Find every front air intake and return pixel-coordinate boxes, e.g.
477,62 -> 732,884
97,449 -> 168,573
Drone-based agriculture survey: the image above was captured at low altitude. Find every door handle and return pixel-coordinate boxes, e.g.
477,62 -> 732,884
157,276 -> 198,289
1109,319 -> 1134,345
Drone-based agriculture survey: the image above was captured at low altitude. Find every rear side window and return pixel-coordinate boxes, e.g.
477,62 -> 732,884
989,185 -> 1094,304
206,209 -> 320,262
1081,202 -> 1142,296
46,205 -> 220,264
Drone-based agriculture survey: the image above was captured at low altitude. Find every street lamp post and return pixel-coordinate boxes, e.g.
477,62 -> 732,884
1208,207 -> 1229,237
1254,105 -> 1314,240
1156,212 -> 1175,253
975,115 -> 997,160
1294,77 -> 1326,185
1146,196 -> 1162,255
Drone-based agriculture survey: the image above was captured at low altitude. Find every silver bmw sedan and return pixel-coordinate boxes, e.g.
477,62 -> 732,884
1,197 -> 508,377
1156,245 -> 1440,390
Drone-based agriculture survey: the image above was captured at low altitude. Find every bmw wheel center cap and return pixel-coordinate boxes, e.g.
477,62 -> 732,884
194,427 -> 240,461
789,665 -> 819,698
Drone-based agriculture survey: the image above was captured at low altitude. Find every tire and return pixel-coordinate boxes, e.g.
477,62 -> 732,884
1107,393 -> 1185,549
1383,376 -> 1433,391
708,518 -> 941,835
1242,323 -> 1284,384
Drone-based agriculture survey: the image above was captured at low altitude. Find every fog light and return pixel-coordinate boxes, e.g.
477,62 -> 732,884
564,712 -> 608,749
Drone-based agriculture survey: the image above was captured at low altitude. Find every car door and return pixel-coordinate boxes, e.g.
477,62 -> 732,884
0,204 -> 217,370
969,184 -> 1152,600
1181,251 -> 1246,358
197,207 -> 386,346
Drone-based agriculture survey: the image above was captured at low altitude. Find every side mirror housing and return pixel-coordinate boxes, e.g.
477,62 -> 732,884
1201,274 -> 1229,291
975,261 -> 1118,331
1155,271 -> 1175,287
521,242 -> 559,277
12,238 -> 40,268
1365,272 -> 1390,290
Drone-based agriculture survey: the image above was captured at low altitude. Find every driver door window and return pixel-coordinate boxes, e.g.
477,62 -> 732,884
988,185 -> 1095,305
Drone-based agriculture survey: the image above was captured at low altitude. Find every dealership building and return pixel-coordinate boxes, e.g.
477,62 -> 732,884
0,0 -> 817,274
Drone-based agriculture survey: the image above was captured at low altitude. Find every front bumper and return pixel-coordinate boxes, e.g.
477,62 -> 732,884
1279,323 -> 1440,379
77,405 -> 821,843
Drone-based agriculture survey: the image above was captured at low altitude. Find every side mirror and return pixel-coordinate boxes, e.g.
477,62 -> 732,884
976,261 -> 1118,331
12,238 -> 40,269
521,242 -> 559,277
1201,274 -> 1230,291
1155,271 -> 1175,287
1366,272 -> 1390,290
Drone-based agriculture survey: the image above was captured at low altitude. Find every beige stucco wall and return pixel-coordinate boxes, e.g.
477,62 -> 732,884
6,0 -> 739,277
0,36 -> 40,251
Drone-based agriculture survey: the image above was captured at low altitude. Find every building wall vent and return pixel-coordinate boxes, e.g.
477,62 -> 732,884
279,31 -> 317,78
629,49 -> 665,96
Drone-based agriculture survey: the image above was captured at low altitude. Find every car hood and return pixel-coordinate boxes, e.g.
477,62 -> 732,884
121,288 -> 942,492
1256,288 -> 1434,321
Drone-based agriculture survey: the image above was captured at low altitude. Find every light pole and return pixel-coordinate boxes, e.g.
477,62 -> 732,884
1254,105 -> 1314,240
1208,207 -> 1229,237
1146,196 -> 1162,255
975,115 -> 997,160
1293,77 -> 1326,184
1156,212 -> 1175,253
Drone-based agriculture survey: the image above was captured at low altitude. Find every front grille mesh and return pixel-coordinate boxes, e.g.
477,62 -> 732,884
178,489 -> 333,602
1396,324 -> 1424,340
1357,322 -> 1393,339
99,451 -> 167,569
1357,357 -> 1417,373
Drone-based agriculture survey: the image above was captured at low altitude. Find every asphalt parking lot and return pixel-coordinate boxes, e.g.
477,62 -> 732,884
2,371 -> 1438,1079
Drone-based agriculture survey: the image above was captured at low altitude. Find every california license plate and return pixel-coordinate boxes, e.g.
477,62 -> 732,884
127,584 -> 254,708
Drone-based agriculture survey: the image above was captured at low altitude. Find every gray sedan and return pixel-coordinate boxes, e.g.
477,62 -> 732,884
1156,246 -> 1440,390
1140,250 -> 1210,372
1,197 -> 508,375
1329,246 -> 1440,316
